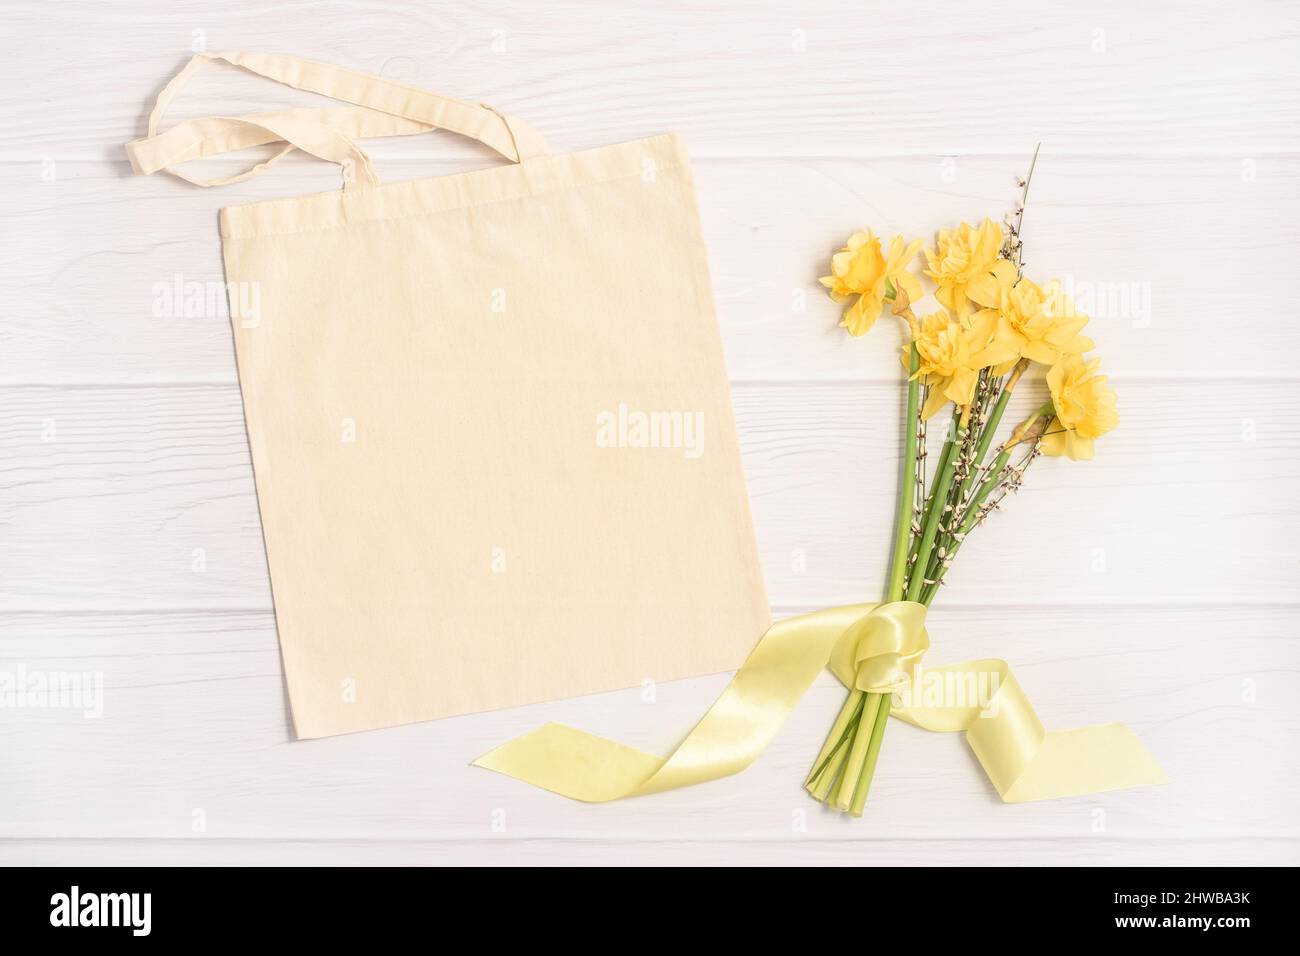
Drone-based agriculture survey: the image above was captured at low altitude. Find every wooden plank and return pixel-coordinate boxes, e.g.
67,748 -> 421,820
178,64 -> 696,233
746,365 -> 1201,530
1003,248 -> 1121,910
0,605 -> 1295,842
3,0 -> 1296,867
4,1 -> 1299,160
0,381 -> 1295,610
2,157 -> 1296,383
2,837 -> 1294,866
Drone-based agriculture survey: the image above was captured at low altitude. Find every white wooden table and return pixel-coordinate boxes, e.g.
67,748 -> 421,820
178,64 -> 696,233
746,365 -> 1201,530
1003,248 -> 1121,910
2,0 -> 1297,866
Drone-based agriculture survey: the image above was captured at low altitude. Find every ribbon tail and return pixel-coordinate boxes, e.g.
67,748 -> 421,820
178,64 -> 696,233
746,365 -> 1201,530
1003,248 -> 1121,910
998,723 -> 1169,803
473,723 -> 667,803
473,604 -> 879,801
895,659 -> 1168,803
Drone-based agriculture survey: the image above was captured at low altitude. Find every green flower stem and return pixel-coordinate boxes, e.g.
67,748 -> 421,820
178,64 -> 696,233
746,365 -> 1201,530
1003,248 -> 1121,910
850,688 -> 893,816
926,361 -> 1028,584
958,382 -> 1011,494
907,406 -> 968,602
907,425 -> 953,572
973,379 -> 1015,463
805,688 -> 863,799
807,340 -> 921,810
844,344 -> 922,810
833,692 -> 882,810
920,447 -> 1011,605
858,389 -> 992,799
918,404 -> 1052,604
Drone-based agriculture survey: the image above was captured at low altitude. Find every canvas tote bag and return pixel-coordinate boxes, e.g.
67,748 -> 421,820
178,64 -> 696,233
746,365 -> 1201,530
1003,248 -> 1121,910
127,52 -> 771,739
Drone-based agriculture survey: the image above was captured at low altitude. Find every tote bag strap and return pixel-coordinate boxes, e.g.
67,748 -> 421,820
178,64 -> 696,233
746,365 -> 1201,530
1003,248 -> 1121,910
126,51 -> 550,190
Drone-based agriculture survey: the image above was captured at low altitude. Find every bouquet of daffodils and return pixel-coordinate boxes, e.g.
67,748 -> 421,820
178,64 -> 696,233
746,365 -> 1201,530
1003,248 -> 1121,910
806,154 -> 1119,815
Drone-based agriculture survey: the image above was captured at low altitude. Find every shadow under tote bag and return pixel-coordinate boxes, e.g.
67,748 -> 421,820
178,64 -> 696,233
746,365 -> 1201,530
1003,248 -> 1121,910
127,52 -> 770,739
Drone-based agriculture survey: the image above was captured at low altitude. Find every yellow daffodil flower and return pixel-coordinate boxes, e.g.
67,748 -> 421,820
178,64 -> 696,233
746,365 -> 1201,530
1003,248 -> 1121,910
821,231 -> 924,336
923,219 -> 1004,316
967,260 -> 1094,369
910,309 -> 991,418
1040,354 -> 1118,460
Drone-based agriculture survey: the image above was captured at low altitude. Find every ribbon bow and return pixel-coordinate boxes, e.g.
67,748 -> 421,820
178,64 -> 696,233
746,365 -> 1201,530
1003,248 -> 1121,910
827,600 -> 929,694
474,602 -> 1165,804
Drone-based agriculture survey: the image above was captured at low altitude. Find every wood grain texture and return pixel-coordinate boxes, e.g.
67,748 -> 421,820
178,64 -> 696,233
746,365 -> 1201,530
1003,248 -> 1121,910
1,381 -> 1295,609
4,1 -> 1299,159
5,157 -> 1298,383
3,839 -> 1297,867
1,605 -> 1294,849
0,0 -> 1297,867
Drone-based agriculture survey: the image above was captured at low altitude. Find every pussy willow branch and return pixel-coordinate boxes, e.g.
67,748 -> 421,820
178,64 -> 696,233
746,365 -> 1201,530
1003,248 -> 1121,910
1005,142 -> 1041,277
927,359 -> 1030,583
908,404 -> 968,602
920,413 -> 1048,604
925,384 -> 985,584
927,143 -> 1043,592
887,343 -> 922,602
909,384 -> 930,594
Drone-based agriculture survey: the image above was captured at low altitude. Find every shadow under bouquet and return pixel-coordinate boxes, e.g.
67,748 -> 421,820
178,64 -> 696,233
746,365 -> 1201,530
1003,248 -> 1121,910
805,156 -> 1120,815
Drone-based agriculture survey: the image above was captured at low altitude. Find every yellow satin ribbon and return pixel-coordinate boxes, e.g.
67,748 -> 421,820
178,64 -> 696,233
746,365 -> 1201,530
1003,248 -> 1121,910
474,602 -> 1166,803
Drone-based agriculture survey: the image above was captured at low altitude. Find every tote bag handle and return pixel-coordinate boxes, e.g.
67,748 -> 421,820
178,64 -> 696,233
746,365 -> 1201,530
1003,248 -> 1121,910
126,51 -> 550,191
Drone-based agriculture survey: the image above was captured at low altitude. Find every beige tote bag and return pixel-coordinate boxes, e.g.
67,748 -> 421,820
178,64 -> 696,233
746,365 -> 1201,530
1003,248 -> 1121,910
127,52 -> 770,739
